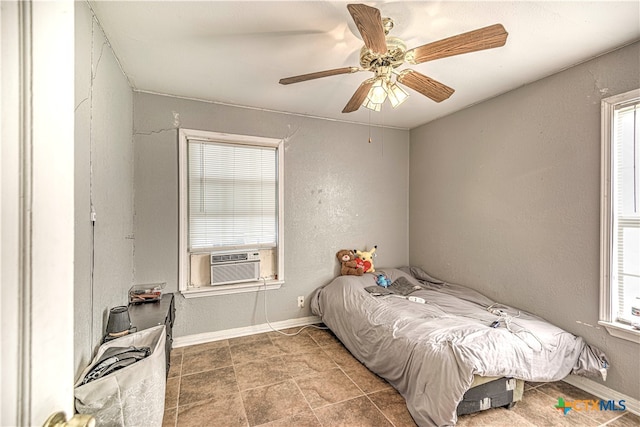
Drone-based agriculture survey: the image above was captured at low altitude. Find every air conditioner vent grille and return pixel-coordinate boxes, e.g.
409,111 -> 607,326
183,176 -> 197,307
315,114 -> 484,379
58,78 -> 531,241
212,253 -> 248,263
210,250 -> 260,286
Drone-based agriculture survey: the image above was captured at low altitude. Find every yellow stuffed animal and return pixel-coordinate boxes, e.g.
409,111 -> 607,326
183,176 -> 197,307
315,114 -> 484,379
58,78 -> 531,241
355,246 -> 377,273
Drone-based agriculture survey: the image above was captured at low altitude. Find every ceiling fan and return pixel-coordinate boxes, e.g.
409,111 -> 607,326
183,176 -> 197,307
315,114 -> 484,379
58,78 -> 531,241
279,3 -> 508,113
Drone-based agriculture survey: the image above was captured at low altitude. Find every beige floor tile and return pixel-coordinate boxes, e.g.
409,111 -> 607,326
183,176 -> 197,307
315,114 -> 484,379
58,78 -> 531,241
511,389 -> 597,426
181,345 -> 233,375
177,394 -> 248,427
368,389 -> 418,427
342,361 -> 392,394
241,379 -> 310,426
535,381 -> 598,401
269,333 -> 320,355
168,351 -> 182,378
524,380 -> 547,391
182,339 -> 228,354
321,342 -> 364,370
457,406 -> 536,427
234,356 -> 290,391
254,410 -> 321,427
162,407 -> 177,427
606,412 -> 640,426
170,346 -> 184,356
314,395 -> 393,427
305,325 -> 341,347
165,376 -> 180,410
536,381 -> 625,425
228,333 -> 271,347
295,367 -> 363,409
285,351 -> 337,378
179,366 -> 238,407
229,338 -> 283,365
265,327 -> 312,337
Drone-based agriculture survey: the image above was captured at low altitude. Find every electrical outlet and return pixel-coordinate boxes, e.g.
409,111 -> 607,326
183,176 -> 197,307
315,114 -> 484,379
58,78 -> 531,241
297,296 -> 304,308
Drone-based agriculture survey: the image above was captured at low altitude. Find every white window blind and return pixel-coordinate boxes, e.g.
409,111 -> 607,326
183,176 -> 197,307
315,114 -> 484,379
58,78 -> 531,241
612,101 -> 640,324
188,141 -> 277,250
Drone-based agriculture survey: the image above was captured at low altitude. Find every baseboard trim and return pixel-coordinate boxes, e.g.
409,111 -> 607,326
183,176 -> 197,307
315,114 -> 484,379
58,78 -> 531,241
563,375 -> 639,416
173,315 -> 323,348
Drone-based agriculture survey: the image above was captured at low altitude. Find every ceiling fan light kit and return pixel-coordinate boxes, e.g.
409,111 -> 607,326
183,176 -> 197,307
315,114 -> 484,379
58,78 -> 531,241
279,3 -> 508,114
361,66 -> 409,111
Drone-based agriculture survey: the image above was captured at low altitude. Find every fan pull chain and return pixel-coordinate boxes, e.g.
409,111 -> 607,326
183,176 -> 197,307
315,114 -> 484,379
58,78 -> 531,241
381,106 -> 385,148
368,110 -> 372,143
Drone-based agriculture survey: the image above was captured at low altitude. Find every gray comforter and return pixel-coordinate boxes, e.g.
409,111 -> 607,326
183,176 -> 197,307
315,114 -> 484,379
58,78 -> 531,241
310,268 -> 609,427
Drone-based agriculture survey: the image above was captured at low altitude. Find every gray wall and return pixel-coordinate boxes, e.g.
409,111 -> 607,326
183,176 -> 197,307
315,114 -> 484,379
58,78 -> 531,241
133,93 -> 410,337
409,42 -> 640,399
74,2 -> 134,378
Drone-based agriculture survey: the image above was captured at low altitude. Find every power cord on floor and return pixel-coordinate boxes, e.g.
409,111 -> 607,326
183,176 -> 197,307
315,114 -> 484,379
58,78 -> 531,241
261,277 -> 328,336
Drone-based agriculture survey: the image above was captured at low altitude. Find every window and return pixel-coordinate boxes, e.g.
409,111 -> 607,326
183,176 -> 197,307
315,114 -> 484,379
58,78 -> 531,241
178,129 -> 284,297
599,89 -> 640,343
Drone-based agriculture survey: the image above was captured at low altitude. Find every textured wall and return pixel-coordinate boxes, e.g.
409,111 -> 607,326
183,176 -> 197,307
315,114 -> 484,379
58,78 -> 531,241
74,2 -> 134,379
133,93 -> 410,337
409,42 -> 640,399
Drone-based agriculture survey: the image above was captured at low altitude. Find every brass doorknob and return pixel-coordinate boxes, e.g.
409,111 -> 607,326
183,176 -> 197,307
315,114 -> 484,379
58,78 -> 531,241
43,411 -> 95,427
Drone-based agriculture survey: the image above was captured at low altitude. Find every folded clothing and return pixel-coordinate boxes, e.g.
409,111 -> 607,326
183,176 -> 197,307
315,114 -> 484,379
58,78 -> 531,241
365,276 -> 424,296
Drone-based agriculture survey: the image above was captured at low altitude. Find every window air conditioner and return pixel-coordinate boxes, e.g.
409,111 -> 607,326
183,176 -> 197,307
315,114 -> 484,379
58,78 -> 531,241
210,250 -> 260,286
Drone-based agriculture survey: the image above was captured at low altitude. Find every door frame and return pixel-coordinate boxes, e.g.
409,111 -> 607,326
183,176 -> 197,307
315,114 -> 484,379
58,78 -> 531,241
1,0 -> 75,424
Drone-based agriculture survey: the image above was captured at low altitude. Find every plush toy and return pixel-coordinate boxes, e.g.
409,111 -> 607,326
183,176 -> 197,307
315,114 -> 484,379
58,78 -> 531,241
375,273 -> 391,288
355,245 -> 377,273
336,249 -> 364,276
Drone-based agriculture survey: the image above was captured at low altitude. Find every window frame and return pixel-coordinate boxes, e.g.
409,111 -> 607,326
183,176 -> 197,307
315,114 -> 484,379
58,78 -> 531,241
178,128 -> 284,298
599,88 -> 640,343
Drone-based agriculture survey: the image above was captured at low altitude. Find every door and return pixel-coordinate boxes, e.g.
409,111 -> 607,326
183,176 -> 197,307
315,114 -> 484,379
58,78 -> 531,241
1,1 -> 76,424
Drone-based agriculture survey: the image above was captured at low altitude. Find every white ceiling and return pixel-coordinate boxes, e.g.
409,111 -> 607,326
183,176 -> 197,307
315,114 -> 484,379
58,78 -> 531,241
89,1 -> 640,129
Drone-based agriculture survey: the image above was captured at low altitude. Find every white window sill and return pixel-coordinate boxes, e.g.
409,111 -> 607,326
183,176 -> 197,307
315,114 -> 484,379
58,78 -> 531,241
598,321 -> 640,344
180,279 -> 283,298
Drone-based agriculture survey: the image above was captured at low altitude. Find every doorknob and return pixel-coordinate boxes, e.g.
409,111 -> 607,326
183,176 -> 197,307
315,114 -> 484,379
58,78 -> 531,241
43,411 -> 95,427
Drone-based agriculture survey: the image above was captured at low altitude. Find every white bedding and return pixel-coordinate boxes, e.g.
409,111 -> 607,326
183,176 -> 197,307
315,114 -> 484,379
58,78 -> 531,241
310,268 -> 608,426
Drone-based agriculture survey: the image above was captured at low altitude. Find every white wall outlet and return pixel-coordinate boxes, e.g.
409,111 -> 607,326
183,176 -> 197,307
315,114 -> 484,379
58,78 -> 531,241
297,296 -> 304,308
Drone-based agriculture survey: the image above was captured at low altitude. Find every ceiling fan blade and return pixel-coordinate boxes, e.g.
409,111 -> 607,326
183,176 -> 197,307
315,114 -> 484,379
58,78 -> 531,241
342,79 -> 375,113
279,67 -> 358,85
406,24 -> 508,64
347,4 -> 387,55
397,70 -> 454,103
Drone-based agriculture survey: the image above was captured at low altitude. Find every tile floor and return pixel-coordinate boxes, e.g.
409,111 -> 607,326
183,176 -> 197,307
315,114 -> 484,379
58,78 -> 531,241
162,325 -> 639,426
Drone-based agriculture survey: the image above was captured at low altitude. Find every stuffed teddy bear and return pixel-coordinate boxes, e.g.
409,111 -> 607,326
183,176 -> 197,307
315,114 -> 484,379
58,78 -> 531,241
336,249 -> 364,276
355,245 -> 377,273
